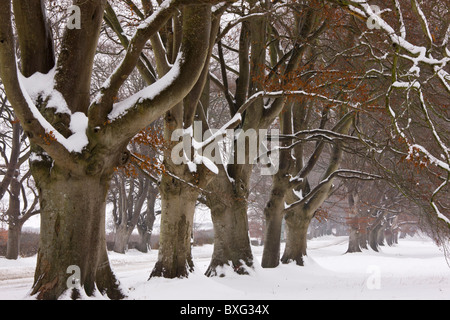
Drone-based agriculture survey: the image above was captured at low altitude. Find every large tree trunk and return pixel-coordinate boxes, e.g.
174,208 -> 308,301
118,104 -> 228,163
113,224 -> 133,254
347,228 -> 363,253
205,169 -> 254,277
281,212 -> 311,266
149,174 -> 198,278
136,225 -> 153,253
261,211 -> 284,268
369,223 -> 384,251
359,230 -> 369,250
205,195 -> 254,276
30,170 -> 123,300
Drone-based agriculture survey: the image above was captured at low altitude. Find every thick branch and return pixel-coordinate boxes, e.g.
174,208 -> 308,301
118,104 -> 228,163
55,0 -> 108,114
285,112 -> 354,213
0,1 -> 78,172
12,0 -> 55,77
89,0 -> 181,127
97,4 -> 214,147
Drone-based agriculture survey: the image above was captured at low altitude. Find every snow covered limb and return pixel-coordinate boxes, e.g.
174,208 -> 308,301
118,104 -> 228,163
285,169 -> 382,213
0,1 -> 78,172
89,0 -> 181,125
287,111 -> 356,187
277,128 -> 360,144
1,0 -> 228,167
91,4 -> 220,148
284,111 -> 355,214
330,0 -> 450,90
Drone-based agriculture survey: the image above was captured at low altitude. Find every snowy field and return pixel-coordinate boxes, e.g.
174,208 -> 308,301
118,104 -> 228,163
0,235 -> 449,300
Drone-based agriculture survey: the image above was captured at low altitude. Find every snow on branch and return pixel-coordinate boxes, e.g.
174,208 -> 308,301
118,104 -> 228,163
0,1 -> 88,167
241,89 -> 362,114
342,0 -> 450,225
18,68 -> 88,154
107,53 -> 183,121
284,169 -> 382,212
345,0 -> 450,87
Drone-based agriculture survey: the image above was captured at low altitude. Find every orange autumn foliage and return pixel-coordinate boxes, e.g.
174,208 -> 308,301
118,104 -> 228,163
116,125 -> 166,178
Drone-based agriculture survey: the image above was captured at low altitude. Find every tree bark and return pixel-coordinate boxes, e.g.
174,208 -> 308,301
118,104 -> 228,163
347,228 -> 363,253
5,174 -> 23,260
113,224 -> 133,254
281,212 -> 310,266
205,169 -> 254,276
12,0 -> 55,78
346,190 -> 363,253
261,209 -> 284,268
6,224 -> 22,260
136,188 -> 157,253
30,170 -> 123,300
359,231 -> 368,249
206,199 -> 254,276
369,222 -> 383,251
149,174 -> 198,278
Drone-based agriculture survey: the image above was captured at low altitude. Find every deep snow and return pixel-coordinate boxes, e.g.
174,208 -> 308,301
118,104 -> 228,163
0,235 -> 449,300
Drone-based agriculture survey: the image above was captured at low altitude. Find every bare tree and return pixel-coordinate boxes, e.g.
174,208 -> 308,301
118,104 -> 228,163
328,0 -> 449,228
0,93 -> 39,259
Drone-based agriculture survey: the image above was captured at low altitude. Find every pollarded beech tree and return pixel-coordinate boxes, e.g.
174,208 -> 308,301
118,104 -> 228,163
104,1 -> 231,278
0,0 -> 229,299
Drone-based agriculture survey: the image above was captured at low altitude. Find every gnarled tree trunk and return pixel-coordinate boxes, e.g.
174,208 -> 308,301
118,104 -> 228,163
261,205 -> 285,268
206,197 -> 253,276
205,168 -> 254,276
30,165 -> 123,300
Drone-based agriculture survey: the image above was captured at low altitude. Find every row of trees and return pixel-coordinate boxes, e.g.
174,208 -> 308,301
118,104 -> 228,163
0,0 -> 448,300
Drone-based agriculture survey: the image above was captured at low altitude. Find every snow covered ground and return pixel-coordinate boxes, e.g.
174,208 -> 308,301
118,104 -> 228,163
0,235 -> 449,300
